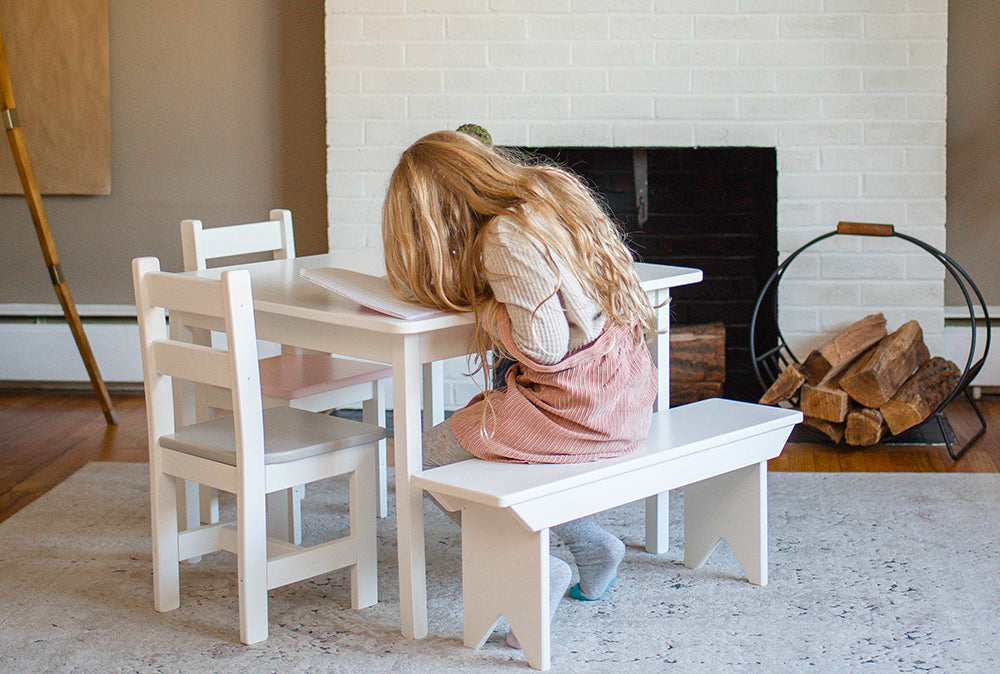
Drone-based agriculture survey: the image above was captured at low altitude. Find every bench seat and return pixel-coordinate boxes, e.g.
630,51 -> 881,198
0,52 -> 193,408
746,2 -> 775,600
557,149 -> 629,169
412,398 -> 802,670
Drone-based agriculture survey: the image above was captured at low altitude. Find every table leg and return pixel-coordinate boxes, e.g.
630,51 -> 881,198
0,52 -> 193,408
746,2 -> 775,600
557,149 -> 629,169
363,380 -> 389,518
645,290 -> 671,553
643,493 -> 669,554
422,361 -> 444,428
393,336 -> 428,639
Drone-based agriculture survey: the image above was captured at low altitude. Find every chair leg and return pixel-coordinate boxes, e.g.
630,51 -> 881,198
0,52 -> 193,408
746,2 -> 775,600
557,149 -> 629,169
351,446 -> 379,609
199,485 -> 220,523
258,399 -> 303,545
192,401 -> 221,527
266,487 -> 303,544
172,479 -> 207,564
363,380 -> 389,518
238,484 -> 270,644
151,469 -> 181,612
175,479 -> 200,530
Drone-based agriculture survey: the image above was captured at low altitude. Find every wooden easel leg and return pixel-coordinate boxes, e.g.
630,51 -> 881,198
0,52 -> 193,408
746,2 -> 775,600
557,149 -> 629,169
1,28 -> 117,425
51,276 -> 118,424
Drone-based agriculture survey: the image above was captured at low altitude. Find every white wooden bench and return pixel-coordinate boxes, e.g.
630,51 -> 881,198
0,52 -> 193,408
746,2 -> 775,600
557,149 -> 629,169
412,398 -> 802,670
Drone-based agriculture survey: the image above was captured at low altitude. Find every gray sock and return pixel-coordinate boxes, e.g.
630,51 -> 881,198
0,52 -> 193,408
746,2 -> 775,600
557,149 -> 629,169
549,554 -> 572,611
552,517 -> 625,600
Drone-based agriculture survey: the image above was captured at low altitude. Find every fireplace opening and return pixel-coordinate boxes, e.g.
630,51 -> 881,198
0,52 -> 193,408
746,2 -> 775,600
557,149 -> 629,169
510,146 -> 778,403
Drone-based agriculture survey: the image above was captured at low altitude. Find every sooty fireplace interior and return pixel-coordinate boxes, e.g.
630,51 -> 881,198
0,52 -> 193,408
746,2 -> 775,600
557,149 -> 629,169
511,146 -> 778,402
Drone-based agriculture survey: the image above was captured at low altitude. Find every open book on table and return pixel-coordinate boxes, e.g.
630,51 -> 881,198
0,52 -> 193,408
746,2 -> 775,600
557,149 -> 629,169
298,267 -> 448,320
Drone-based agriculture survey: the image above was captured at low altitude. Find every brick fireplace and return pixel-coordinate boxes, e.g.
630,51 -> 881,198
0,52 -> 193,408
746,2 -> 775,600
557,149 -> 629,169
509,145 -> 777,401
325,3 -> 948,409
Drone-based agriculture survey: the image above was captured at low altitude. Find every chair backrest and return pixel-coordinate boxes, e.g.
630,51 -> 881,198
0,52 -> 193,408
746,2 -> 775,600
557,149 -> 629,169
181,209 -> 295,272
132,256 -> 265,461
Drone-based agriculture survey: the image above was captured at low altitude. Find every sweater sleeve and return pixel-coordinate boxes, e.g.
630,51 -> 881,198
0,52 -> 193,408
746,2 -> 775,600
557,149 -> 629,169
482,219 -> 571,364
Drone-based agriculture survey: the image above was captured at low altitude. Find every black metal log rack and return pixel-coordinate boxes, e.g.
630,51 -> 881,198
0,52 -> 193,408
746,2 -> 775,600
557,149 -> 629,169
750,221 -> 991,460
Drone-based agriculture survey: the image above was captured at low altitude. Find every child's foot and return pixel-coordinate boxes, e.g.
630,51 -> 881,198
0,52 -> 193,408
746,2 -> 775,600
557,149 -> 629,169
568,577 -> 615,601
505,555 -> 571,649
567,527 -> 625,601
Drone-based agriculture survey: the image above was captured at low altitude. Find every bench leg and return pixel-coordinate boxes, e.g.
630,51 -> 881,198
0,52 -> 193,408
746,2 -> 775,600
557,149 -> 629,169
644,492 -> 669,553
683,461 -> 768,586
462,505 -> 551,671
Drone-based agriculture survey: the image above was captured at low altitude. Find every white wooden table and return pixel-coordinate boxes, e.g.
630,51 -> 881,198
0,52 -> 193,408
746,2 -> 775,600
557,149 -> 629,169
188,254 -> 702,639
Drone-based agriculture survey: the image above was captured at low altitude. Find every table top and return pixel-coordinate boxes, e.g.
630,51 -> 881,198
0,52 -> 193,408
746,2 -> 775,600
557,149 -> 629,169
193,254 -> 703,335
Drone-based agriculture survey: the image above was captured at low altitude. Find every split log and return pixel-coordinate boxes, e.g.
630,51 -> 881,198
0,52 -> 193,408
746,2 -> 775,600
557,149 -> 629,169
669,322 -> 725,406
800,313 -> 887,385
671,381 -> 724,407
880,356 -> 961,436
670,322 -> 725,383
845,407 -> 886,446
802,416 -> 845,443
799,382 -> 851,423
759,363 -> 805,405
838,320 -> 930,408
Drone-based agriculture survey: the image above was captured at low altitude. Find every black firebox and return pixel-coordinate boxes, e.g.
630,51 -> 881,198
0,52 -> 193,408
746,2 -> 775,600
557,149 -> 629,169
509,145 -> 778,402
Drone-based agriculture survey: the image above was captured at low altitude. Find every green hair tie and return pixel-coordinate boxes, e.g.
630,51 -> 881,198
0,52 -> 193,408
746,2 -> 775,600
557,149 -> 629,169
456,123 -> 493,147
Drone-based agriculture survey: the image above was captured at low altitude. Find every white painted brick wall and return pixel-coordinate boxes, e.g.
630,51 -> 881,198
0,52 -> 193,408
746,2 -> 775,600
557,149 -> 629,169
326,2 -> 948,408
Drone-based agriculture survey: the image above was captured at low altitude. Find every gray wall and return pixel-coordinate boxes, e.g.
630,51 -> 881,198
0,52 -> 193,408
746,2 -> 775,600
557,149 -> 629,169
946,1 -> 1000,307
0,1 -> 326,306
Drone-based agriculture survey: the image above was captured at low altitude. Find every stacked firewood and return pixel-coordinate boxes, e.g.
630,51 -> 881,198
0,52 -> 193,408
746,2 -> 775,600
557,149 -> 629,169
759,313 -> 961,446
670,322 -> 725,406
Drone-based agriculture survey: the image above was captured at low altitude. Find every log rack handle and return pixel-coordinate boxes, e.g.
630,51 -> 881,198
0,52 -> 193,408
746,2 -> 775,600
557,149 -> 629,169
837,221 -> 895,237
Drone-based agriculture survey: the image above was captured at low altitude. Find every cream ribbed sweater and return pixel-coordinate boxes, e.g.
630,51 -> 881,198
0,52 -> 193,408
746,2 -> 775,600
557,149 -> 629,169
482,214 -> 605,364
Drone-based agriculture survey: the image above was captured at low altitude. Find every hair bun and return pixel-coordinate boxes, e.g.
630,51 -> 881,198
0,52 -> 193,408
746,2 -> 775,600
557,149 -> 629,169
456,123 -> 493,147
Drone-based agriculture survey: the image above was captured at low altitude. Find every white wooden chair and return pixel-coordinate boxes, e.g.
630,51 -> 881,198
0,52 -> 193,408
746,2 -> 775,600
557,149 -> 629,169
132,256 -> 383,644
180,210 -> 392,542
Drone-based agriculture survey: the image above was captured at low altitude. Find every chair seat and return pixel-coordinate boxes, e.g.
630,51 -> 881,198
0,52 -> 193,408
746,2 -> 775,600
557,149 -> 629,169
258,353 -> 392,399
161,406 -> 387,466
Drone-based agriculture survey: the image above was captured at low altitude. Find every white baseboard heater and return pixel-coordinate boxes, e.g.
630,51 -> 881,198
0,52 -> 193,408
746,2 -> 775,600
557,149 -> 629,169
943,306 -> 1000,395
0,304 -> 143,388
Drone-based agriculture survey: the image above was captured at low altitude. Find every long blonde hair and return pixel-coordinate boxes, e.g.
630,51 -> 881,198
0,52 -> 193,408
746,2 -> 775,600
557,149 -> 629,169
382,130 -> 655,378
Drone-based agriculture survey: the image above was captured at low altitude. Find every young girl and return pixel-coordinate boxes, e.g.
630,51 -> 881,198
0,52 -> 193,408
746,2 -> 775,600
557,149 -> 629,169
381,129 -> 658,645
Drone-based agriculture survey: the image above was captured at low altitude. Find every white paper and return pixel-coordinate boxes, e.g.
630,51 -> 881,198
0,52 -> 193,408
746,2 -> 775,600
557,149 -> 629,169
298,267 -> 448,320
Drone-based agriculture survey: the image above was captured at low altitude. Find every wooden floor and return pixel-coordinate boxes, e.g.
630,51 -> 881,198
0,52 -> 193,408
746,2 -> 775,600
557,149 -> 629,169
1,389 -> 998,523
1,390 -> 149,523
770,393 -> 1000,473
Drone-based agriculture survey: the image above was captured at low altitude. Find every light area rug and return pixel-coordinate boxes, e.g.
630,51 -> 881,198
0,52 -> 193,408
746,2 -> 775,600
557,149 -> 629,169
1,463 -> 997,673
